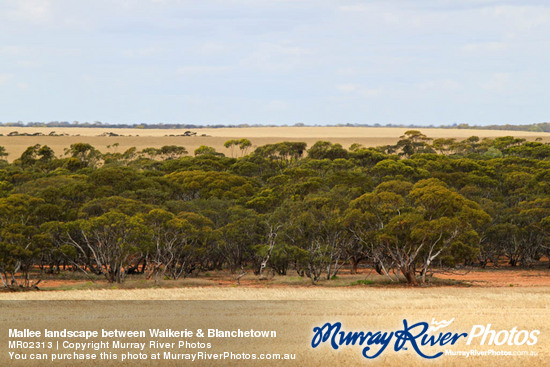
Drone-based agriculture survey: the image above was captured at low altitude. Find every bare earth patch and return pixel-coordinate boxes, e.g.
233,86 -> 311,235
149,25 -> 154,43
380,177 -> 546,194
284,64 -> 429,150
435,269 -> 550,287
4,267 -> 550,294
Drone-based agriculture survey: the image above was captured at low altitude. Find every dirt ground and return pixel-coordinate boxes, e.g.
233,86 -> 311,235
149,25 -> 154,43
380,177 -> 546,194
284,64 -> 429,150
435,269 -> 550,287
21,267 -> 550,292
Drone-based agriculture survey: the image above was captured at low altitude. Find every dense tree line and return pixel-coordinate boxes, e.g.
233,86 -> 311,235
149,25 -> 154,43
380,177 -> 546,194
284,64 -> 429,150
0,131 -> 548,289
3,121 -> 550,132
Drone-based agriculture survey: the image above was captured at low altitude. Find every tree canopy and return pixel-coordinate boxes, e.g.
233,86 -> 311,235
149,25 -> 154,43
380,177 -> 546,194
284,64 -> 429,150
0,133 -> 548,288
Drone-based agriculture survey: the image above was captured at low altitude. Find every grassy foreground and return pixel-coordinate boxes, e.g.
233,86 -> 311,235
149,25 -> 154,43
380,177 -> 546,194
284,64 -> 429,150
1,287 -> 548,366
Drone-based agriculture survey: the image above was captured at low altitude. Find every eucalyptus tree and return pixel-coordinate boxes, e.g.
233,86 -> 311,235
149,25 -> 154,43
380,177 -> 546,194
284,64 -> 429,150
64,211 -> 152,283
142,208 -> 214,281
350,179 -> 489,284
0,194 -> 49,289
224,139 -> 252,157
64,142 -> 102,168
394,130 -> 434,157
166,170 -> 256,201
278,192 -> 350,283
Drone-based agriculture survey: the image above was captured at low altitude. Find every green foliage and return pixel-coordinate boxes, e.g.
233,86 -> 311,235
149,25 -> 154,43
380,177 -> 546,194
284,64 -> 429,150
140,145 -> 187,160
0,194 -> 49,288
395,130 -> 434,157
224,139 -> 252,157
0,133 -> 548,289
64,143 -> 101,167
194,145 -> 224,157
308,141 -> 348,160
166,170 -> 256,200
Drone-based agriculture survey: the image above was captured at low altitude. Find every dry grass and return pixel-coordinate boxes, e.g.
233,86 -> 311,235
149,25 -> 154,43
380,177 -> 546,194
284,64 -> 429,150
0,285 -> 548,301
0,126 -> 548,161
0,287 -> 548,366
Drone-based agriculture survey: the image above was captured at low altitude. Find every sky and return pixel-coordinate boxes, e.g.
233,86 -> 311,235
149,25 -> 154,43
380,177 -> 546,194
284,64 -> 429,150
0,0 -> 549,126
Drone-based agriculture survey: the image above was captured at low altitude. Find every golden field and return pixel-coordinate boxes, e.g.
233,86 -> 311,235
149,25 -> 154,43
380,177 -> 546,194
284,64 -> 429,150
0,126 -> 548,161
1,287 -> 549,366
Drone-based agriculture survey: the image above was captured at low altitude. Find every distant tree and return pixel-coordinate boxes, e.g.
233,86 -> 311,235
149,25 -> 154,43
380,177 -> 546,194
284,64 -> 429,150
20,144 -> 41,167
158,145 -> 187,160
0,146 -> 8,160
253,142 -> 307,172
166,170 -> 255,200
64,143 -> 101,167
194,145 -> 224,157
254,142 -> 306,162
18,144 -> 56,168
394,130 -> 434,157
432,138 -> 456,154
308,141 -> 348,160
224,139 -> 252,157
493,136 -> 526,151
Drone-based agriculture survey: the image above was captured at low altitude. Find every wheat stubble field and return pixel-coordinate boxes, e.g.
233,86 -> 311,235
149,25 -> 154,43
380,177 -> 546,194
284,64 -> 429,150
0,126 -> 549,160
1,287 -> 549,366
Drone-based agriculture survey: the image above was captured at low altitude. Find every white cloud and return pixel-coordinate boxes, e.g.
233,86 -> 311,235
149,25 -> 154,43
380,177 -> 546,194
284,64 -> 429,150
239,42 -> 312,73
461,41 -> 508,53
359,88 -> 382,98
265,99 -> 288,111
176,65 -> 231,76
417,79 -> 460,91
0,74 -> 13,85
182,94 -> 206,106
338,4 -> 370,12
196,42 -> 231,56
336,67 -> 359,77
336,83 -> 381,98
122,47 -> 163,58
336,84 -> 358,93
491,5 -> 550,31
0,46 -> 26,56
8,0 -> 52,23
480,73 -> 510,92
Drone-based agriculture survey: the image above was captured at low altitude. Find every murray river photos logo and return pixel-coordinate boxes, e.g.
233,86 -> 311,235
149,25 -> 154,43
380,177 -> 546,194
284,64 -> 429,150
311,319 -> 540,359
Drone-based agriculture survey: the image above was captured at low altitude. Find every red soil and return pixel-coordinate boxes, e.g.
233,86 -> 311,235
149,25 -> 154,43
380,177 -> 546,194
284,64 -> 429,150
32,267 -> 550,290
435,268 -> 550,287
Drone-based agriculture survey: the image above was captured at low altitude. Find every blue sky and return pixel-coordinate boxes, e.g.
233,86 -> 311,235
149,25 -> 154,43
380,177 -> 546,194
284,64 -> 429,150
1,0 -> 549,125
